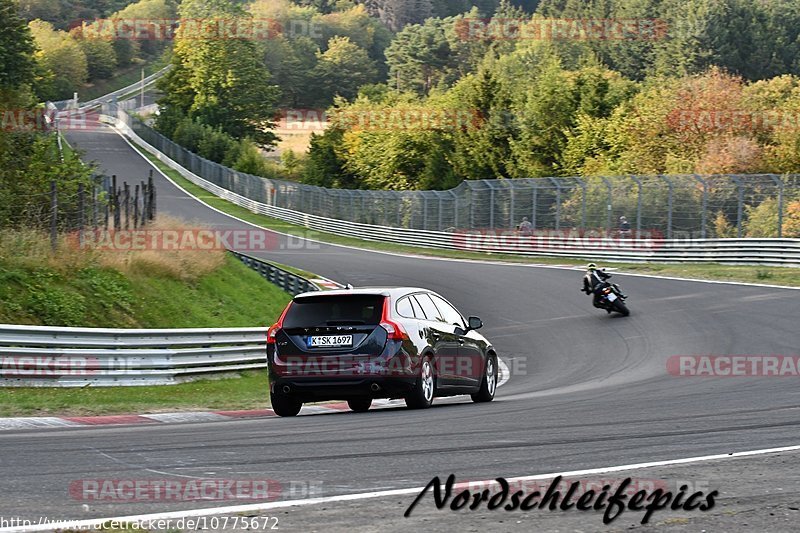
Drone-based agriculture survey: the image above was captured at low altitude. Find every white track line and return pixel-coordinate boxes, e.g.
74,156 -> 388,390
111,126 -> 799,292
4,444 -> 799,532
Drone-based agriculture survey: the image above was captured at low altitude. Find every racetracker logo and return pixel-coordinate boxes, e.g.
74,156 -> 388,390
70,229 -> 312,252
69,479 -> 283,502
452,230 -> 664,253
276,108 -> 483,132
454,18 -> 668,41
667,109 -> 800,133
0,356 -> 99,377
274,354 -> 496,379
1,109 -> 102,132
667,355 -> 800,377
71,18 -> 321,41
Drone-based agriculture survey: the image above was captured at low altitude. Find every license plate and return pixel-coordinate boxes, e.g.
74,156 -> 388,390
607,293 -> 617,302
308,335 -> 353,347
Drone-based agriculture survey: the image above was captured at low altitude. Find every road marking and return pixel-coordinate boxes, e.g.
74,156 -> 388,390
110,125 -> 799,293
5,443 -> 799,532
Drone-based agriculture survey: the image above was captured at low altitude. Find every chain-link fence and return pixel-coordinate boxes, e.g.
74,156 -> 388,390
113,105 -> 800,239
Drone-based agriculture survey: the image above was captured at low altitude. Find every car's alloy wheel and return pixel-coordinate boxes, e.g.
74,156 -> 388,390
471,355 -> 497,403
405,356 -> 435,409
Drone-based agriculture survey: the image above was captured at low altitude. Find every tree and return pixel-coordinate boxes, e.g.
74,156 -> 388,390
313,37 -> 378,104
745,197 -> 779,238
158,0 -> 280,147
28,20 -> 88,99
75,38 -> 117,81
385,18 -> 454,95
0,0 -> 37,92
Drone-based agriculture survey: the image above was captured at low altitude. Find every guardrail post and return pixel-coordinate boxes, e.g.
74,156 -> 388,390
531,181 -> 538,230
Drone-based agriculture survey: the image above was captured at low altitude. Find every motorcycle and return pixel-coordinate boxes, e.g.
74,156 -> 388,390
593,282 -> 630,316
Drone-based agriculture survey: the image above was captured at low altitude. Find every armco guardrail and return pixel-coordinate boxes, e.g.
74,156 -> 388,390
0,325 -> 269,387
231,251 -> 319,295
52,66 -> 171,113
103,112 -> 800,267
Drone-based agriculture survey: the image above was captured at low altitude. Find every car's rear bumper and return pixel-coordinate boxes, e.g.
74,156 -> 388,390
270,376 -> 417,402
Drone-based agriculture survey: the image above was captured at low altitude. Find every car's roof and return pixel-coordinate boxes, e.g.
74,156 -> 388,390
293,287 -> 430,299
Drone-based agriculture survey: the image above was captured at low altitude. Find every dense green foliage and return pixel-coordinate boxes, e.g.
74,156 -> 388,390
20,0 -> 175,99
1,0 -> 94,230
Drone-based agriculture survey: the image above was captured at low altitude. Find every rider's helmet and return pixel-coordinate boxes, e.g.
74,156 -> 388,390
587,263 -> 597,271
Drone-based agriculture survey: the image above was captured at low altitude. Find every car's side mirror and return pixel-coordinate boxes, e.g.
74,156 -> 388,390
467,316 -> 483,331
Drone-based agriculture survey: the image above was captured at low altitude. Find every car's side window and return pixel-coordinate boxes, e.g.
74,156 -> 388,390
408,296 -> 425,319
395,296 -> 415,318
430,294 -> 465,328
414,293 -> 444,322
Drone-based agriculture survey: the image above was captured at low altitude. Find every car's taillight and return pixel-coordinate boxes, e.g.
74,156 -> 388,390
380,296 -> 409,341
267,302 -> 292,345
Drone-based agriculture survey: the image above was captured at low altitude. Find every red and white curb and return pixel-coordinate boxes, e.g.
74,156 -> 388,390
310,278 -> 342,290
0,401 -> 396,431
0,359 -> 509,431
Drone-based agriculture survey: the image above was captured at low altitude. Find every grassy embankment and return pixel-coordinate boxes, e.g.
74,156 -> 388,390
0,221 -> 292,416
135,146 -> 800,288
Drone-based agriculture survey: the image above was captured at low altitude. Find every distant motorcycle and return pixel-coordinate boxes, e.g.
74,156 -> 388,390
593,281 -> 630,316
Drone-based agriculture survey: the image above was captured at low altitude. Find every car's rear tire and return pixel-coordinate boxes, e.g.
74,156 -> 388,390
271,391 -> 302,417
614,300 -> 630,316
347,398 -> 372,412
405,355 -> 435,409
471,354 -> 498,403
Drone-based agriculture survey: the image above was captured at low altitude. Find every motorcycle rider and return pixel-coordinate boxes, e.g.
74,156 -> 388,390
582,263 -> 625,311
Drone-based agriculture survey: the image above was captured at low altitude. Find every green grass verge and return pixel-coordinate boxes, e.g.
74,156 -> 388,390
135,145 -> 800,288
0,235 -> 291,416
0,370 -> 269,417
0,252 -> 289,328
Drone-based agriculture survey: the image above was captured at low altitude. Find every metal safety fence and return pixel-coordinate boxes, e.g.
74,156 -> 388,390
0,324 -> 268,386
110,104 -> 800,239
106,111 -> 800,266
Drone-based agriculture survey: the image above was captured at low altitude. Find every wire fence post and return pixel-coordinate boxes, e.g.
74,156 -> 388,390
692,175 -> 708,239
772,175 -> 785,237
659,175 -> 673,239
50,181 -> 57,252
601,177 -> 613,231
548,178 -> 562,231
731,175 -> 744,238
77,183 -> 85,246
632,176 -> 643,237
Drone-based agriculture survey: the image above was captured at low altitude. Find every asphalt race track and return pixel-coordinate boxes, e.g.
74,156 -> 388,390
1,124 -> 796,528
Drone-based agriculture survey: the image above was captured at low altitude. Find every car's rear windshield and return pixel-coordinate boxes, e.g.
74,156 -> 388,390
283,295 -> 385,328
